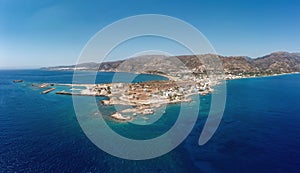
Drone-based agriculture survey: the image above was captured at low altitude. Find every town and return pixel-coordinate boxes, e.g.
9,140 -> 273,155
27,72 -> 216,121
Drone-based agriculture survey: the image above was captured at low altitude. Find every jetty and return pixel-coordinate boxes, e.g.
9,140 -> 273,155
41,88 -> 56,94
55,91 -> 73,95
13,80 -> 23,83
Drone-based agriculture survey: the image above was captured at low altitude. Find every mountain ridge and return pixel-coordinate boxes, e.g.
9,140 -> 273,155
42,52 -> 300,76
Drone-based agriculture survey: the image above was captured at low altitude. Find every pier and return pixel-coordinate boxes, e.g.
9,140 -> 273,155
41,88 -> 56,94
13,80 -> 23,83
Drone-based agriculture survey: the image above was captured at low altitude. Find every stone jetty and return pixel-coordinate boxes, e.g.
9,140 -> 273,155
41,88 -> 56,94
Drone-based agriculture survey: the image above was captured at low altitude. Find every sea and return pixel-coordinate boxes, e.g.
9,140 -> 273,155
0,70 -> 300,173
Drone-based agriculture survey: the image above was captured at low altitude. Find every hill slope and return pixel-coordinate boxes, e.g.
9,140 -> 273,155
42,52 -> 300,77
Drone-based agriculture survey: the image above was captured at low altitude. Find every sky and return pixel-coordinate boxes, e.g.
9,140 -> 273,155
0,0 -> 300,68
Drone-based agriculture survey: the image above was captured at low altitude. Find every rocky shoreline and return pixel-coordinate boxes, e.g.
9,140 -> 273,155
15,69 -> 300,122
17,71 -> 217,122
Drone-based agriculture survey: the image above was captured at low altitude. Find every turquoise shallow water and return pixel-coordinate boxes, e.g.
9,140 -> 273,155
0,70 -> 300,172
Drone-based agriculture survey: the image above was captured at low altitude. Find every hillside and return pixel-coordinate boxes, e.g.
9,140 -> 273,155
42,52 -> 300,77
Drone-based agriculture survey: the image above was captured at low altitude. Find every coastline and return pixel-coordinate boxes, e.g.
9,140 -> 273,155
6,69 -> 300,172
21,70 -> 216,121
18,69 -> 300,122
36,80 -> 203,121
226,72 -> 300,81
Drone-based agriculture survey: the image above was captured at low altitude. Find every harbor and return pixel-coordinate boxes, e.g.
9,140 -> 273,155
13,76 -> 214,122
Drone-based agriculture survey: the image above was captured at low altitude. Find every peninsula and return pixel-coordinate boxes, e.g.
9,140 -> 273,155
34,51 -> 300,121
29,74 -> 215,121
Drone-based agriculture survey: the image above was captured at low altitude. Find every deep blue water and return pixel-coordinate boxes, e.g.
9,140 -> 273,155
0,70 -> 300,172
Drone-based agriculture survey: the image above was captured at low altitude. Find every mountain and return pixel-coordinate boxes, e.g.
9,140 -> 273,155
42,52 -> 300,76
252,52 -> 300,74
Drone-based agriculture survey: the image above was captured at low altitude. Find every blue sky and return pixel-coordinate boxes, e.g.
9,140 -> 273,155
0,0 -> 299,68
